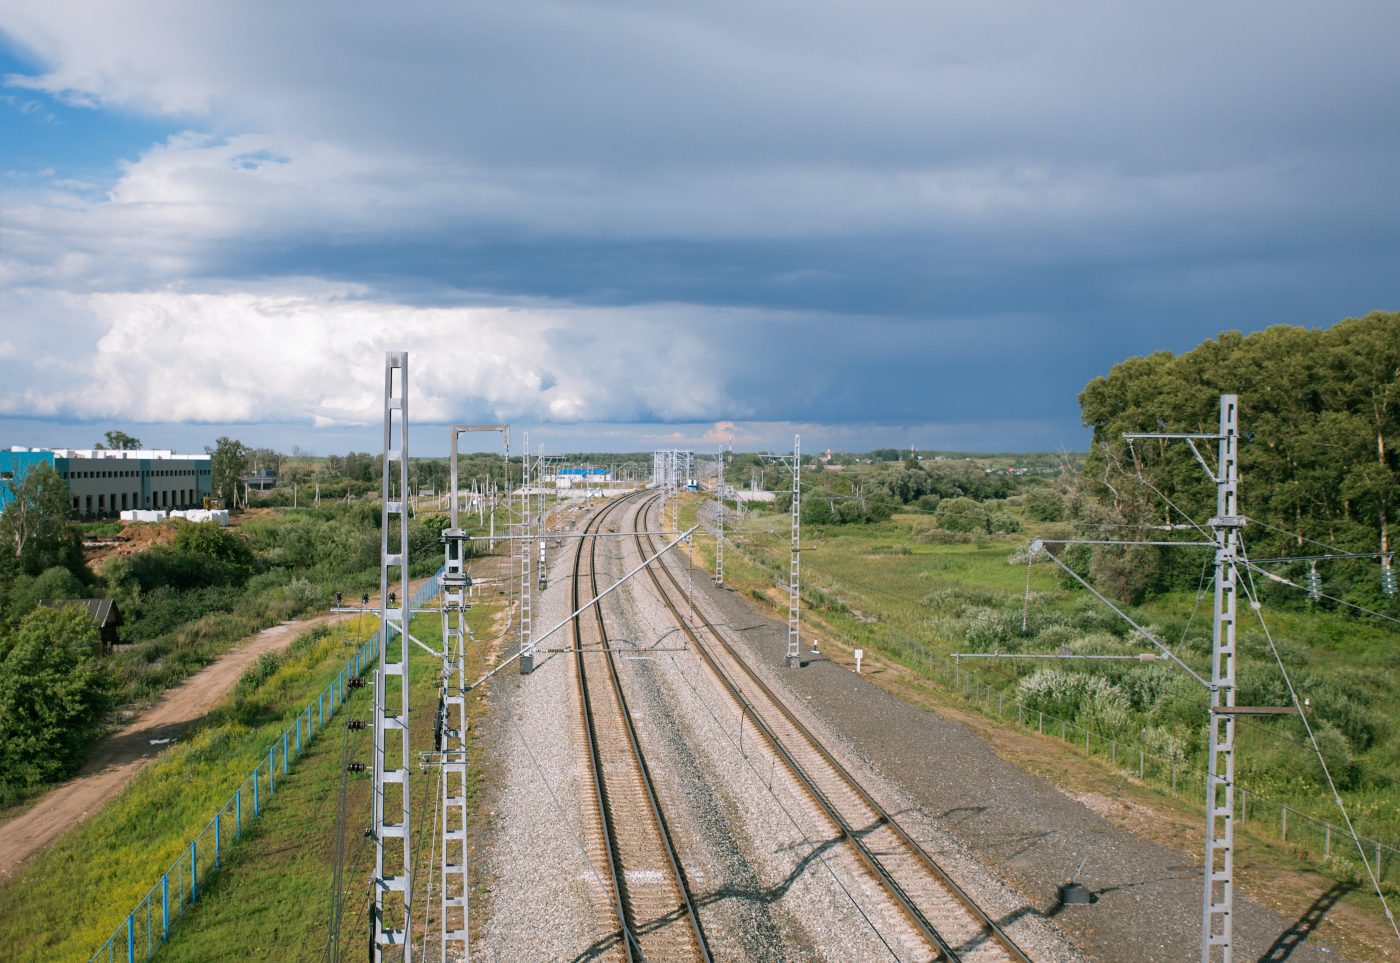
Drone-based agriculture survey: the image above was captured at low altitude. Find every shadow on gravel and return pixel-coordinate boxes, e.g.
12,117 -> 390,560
1257,881 -> 1354,962
570,832 -> 853,962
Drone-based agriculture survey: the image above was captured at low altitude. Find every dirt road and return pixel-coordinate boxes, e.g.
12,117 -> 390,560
0,577 -> 429,879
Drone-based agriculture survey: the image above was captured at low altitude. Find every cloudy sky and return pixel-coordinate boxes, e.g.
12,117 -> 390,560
1,2 -> 1396,455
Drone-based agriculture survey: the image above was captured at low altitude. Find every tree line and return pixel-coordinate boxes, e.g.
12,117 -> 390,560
1074,310 -> 1398,608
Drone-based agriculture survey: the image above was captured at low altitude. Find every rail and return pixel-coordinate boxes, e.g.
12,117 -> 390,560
633,494 -> 1029,962
571,491 -> 711,962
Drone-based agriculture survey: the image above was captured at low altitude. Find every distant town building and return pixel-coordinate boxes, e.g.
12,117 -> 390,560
242,468 -> 278,491
0,447 -> 213,519
547,466 -> 613,489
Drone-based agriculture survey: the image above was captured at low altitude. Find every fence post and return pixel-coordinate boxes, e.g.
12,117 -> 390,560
269,748 -> 276,793
1172,764 -> 1177,792
1139,749 -> 1144,779
1377,843 -> 1383,877
1061,720 -> 1066,740
1324,825 -> 1331,858
161,874 -> 169,940
214,812 -> 221,869
319,692 -> 324,729
190,842 -> 197,903
126,913 -> 134,962
283,731 -> 289,773
236,788 -> 242,839
1085,730 -> 1090,753
253,766 -> 260,816
1038,711 -> 1043,734
1282,807 -> 1288,841
296,715 -> 302,756
1111,740 -> 1116,766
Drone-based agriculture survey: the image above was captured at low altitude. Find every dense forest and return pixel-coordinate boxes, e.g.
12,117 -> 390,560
1074,310 -> 1398,609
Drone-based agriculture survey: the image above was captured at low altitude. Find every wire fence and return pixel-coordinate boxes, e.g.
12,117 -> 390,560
88,573 -> 442,963
931,652 -> 1400,889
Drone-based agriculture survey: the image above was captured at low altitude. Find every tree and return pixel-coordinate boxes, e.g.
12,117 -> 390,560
1024,488 -> 1066,522
5,566 -> 88,625
0,463 -> 84,577
172,518 -> 254,571
207,437 -> 249,506
1077,311 -> 1399,603
936,496 -> 988,533
0,606 -> 112,801
99,430 -> 141,450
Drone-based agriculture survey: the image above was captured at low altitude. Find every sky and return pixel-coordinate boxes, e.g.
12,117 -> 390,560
0,1 -> 1396,457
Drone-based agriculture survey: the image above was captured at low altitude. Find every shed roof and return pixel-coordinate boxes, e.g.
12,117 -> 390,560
40,598 -> 122,629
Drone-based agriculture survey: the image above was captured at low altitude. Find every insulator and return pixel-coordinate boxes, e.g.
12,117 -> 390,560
1306,563 -> 1323,601
345,719 -> 367,731
348,677 -> 367,689
347,761 -> 367,773
1383,565 -> 1398,597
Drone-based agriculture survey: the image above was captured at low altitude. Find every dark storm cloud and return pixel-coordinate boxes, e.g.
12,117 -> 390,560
0,1 -> 1396,447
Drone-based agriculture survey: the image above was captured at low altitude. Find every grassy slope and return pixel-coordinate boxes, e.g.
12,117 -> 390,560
157,600 -> 502,961
0,615 -> 380,962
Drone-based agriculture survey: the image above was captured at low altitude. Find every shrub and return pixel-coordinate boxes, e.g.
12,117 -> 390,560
936,497 -> 987,533
0,607 -> 112,804
283,577 -> 324,612
1024,488 -> 1066,522
235,651 -> 284,698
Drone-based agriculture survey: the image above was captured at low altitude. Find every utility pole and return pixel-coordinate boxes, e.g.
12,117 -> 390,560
518,433 -> 534,674
671,449 -> 680,533
372,352 -> 413,961
1121,395 -> 1241,963
1202,396 -> 1241,962
439,425 -> 507,962
714,446 -> 725,587
787,434 -> 801,668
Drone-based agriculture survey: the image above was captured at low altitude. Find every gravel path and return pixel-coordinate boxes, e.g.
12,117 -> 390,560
672,535 -> 1351,962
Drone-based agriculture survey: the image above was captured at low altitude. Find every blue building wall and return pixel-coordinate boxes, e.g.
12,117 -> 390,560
0,451 -> 58,510
0,450 -> 213,516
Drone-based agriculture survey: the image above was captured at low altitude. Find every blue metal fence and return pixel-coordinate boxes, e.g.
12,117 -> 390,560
88,573 -> 441,962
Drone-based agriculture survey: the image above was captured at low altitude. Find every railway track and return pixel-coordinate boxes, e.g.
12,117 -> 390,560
632,493 -> 1031,963
571,492 -> 712,962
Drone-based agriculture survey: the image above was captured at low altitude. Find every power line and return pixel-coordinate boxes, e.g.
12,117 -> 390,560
1234,545 -> 1400,943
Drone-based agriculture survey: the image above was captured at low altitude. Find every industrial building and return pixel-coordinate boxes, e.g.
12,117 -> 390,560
0,447 -> 213,519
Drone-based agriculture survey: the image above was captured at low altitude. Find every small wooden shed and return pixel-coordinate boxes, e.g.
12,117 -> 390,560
40,598 -> 124,648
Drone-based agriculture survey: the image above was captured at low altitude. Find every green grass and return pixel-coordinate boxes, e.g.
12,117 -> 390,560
0,616 -> 381,962
157,601 -> 501,961
686,494 -> 1400,855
